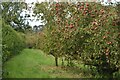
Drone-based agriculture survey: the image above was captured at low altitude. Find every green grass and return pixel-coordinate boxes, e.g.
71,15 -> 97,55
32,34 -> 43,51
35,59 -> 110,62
3,49 -> 93,78
3,49 -> 120,78
3,49 -> 54,78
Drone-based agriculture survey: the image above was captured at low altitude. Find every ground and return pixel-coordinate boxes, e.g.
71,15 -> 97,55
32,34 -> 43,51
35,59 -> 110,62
3,49 -> 93,78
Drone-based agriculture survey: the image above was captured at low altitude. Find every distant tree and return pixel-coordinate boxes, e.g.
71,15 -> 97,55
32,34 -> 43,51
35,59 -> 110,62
1,2 -> 31,32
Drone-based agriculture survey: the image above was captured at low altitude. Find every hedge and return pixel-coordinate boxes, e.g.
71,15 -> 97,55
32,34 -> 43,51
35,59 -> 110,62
2,21 -> 25,62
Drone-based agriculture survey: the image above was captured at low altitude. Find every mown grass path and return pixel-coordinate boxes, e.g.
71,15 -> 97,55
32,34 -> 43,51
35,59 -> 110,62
3,49 -> 91,78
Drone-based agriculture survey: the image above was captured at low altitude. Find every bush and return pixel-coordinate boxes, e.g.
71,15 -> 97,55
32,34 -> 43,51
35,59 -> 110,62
2,21 -> 25,62
0,18 -> 2,50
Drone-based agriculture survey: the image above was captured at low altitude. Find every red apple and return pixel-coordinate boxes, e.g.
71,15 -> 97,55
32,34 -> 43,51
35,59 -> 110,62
56,3 -> 59,7
86,3 -> 89,7
80,6 -> 84,9
107,41 -> 112,45
103,36 -> 107,39
70,24 -> 74,28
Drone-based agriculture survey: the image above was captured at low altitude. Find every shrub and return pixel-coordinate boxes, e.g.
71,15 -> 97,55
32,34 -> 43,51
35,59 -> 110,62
2,21 -> 25,62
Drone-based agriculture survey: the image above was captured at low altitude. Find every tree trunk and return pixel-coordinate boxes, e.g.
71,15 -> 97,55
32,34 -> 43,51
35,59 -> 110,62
67,58 -> 70,66
55,57 -> 58,66
62,57 -> 64,66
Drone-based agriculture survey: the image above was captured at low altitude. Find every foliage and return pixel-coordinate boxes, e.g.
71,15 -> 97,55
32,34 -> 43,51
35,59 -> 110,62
25,32 -> 39,49
0,17 -> 2,55
1,2 -> 31,32
35,2 -> 120,78
2,21 -> 25,62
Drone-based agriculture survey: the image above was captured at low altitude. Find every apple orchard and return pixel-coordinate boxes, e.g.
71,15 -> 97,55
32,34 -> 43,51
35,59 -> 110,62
34,2 -> 120,78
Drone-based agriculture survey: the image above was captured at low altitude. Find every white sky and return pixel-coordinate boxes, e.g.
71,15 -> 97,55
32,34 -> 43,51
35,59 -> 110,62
25,0 -> 48,3
22,0 -> 45,27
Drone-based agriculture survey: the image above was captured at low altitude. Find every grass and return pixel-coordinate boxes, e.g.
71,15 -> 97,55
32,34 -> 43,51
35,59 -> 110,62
3,49 -> 94,78
3,49 -> 120,78
3,49 -> 54,78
